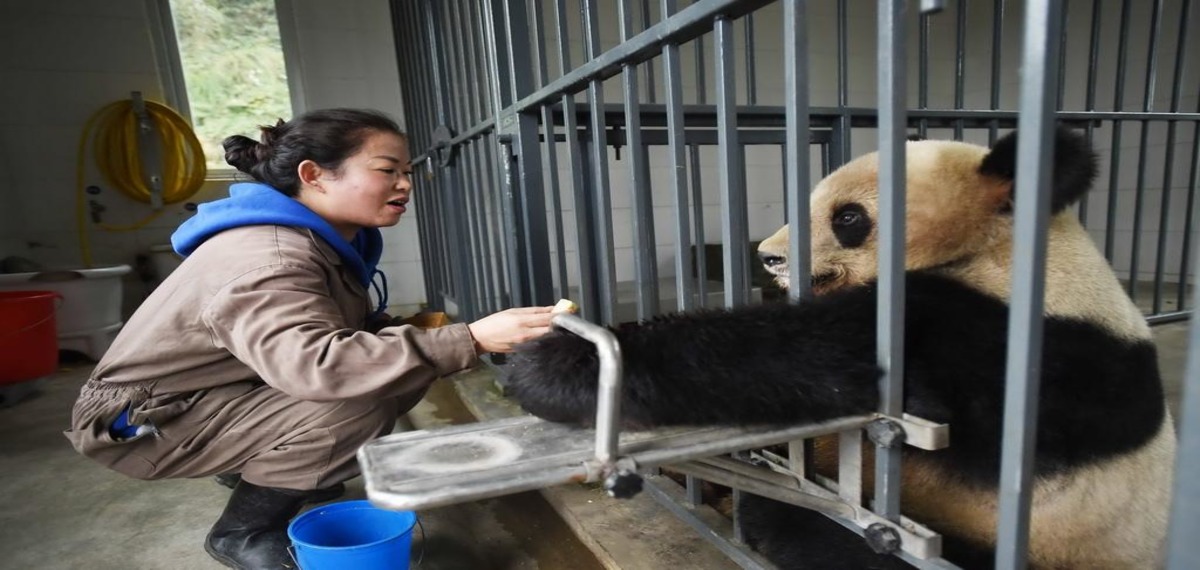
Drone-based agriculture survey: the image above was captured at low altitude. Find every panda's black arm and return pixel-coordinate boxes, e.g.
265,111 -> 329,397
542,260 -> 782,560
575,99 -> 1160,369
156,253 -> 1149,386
503,288 -> 883,428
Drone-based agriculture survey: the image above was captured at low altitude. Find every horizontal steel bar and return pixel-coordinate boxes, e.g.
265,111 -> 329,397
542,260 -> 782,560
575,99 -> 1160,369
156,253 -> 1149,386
1146,311 -> 1193,326
542,105 -> 1200,131
419,105 -> 1200,165
512,0 -> 776,114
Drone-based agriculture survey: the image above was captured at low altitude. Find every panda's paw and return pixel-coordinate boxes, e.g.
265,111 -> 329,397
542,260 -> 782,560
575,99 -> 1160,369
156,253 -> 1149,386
503,329 -> 601,424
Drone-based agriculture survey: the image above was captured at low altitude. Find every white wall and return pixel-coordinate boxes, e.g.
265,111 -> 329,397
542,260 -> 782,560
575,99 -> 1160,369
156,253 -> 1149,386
0,0 -> 428,315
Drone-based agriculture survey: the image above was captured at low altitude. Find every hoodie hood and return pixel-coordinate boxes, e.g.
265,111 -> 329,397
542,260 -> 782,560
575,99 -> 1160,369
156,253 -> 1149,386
171,182 -> 388,314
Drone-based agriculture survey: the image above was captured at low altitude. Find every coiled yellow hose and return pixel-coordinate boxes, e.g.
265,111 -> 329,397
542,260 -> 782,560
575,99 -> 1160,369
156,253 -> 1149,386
75,98 -> 207,266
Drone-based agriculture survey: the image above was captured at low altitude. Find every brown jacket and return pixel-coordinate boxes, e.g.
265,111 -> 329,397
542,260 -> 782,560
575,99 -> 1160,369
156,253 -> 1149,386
66,225 -> 478,457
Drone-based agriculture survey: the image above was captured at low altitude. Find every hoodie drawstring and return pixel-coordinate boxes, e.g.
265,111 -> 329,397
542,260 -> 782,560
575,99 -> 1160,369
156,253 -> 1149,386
370,269 -> 389,319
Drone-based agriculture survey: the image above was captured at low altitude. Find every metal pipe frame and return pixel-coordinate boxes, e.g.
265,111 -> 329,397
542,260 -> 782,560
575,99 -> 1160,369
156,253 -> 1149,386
551,313 -> 624,466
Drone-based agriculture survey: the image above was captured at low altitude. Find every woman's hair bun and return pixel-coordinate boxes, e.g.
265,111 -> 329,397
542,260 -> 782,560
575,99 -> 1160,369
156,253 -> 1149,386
221,134 -> 264,173
259,118 -> 286,147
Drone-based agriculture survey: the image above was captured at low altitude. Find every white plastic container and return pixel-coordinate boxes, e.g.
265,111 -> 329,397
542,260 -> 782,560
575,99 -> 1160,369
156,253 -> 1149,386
0,265 -> 131,360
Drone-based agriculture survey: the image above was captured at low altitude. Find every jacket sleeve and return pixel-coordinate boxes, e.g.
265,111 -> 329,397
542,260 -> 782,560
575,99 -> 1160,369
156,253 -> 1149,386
201,263 -> 479,401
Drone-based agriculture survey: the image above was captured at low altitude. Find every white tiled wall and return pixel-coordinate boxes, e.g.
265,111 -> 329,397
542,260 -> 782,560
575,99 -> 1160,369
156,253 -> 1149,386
0,0 -> 425,315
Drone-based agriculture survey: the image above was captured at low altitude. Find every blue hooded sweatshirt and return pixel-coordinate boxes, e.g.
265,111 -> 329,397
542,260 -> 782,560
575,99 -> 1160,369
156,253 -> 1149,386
171,182 -> 389,317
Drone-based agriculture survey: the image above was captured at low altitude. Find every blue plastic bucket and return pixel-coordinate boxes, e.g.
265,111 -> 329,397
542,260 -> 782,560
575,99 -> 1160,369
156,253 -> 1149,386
287,500 -> 417,570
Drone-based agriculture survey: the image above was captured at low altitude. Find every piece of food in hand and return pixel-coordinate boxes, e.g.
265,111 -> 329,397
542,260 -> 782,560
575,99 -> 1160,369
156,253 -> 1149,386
552,298 -> 579,314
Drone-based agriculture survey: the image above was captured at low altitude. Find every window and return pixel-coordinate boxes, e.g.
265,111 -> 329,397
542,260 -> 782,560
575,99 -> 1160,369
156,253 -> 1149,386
149,0 -> 300,174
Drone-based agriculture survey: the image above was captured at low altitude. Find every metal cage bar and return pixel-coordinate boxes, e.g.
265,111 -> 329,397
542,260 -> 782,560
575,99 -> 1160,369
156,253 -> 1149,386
875,0 -> 908,523
994,1 -> 1065,566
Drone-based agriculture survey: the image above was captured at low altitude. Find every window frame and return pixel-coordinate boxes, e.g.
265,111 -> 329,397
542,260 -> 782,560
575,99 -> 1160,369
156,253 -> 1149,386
144,0 -> 307,180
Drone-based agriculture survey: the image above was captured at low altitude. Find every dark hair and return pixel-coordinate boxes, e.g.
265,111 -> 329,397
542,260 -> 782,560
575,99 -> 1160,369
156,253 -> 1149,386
222,108 -> 404,196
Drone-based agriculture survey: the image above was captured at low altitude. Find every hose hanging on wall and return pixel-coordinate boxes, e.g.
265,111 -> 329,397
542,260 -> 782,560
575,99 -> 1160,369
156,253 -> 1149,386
75,93 -> 206,267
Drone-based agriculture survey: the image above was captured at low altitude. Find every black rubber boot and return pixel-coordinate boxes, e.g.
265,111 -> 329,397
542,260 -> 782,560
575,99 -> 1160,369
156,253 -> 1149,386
204,480 -> 335,569
214,473 -> 345,504
214,473 -> 242,489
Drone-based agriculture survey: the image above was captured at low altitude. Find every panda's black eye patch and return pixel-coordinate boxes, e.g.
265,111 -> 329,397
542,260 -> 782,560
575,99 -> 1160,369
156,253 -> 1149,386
831,203 -> 871,248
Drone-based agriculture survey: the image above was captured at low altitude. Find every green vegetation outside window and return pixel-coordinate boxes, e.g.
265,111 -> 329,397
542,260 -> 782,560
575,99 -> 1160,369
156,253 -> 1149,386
169,0 -> 294,172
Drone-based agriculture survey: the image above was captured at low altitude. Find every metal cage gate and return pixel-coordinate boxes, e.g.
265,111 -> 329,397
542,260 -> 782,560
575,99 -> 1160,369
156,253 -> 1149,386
388,0 -> 1200,568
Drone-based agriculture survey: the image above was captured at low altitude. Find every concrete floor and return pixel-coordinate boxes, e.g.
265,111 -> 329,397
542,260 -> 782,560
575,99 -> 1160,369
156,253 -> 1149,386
0,320 -> 1191,570
0,358 -> 602,570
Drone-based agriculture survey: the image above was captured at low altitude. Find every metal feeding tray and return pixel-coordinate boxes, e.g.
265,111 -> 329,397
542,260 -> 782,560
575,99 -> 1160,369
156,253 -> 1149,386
360,313 -> 947,512
360,410 -> 877,510
358,313 -> 954,564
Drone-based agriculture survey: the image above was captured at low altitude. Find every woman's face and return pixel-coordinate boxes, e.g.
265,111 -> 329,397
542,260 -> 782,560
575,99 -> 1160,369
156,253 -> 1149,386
301,130 -> 413,240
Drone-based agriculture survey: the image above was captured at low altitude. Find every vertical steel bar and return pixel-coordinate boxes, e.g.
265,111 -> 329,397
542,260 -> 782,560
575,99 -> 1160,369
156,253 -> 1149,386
1104,0 -> 1133,262
918,9 -> 930,139
480,0 -> 516,308
690,144 -> 709,307
642,0 -> 657,103
408,1 -> 436,153
1169,33 -> 1200,546
1153,0 -> 1192,315
463,0 -> 485,127
484,135 -> 511,309
469,0 -> 503,313
448,0 -> 486,313
785,0 -> 811,302
1128,0 -> 1163,302
391,2 -> 441,309
1179,93 -> 1200,312
989,0 -> 1006,145
583,0 -> 618,324
619,0 -> 660,320
424,0 -> 477,319
1167,247 -> 1200,568
555,0 -> 602,321
995,1 -> 1064,566
953,0 -> 966,140
1055,0 -> 1069,115
531,0 -> 571,301
463,144 -> 488,313
663,0 -> 695,312
836,0 -> 851,164
1079,0 -> 1102,227
715,16 -> 748,308
875,0 -> 907,523
695,32 -> 708,105
422,1 -> 449,128
744,12 -> 757,105
838,430 -> 863,506
501,0 -> 553,307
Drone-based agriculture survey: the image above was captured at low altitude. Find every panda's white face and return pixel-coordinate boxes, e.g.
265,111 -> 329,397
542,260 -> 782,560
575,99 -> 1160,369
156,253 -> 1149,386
759,140 -> 1010,295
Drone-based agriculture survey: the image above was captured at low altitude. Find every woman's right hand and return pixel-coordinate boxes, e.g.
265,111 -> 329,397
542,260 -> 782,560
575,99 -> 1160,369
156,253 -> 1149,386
467,306 -> 556,354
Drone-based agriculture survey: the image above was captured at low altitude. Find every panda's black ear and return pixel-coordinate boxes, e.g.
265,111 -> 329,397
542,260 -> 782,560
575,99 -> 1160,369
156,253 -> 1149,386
979,127 -> 1098,213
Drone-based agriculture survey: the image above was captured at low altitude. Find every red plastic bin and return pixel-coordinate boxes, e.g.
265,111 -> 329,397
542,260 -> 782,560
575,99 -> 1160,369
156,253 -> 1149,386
0,291 -> 60,384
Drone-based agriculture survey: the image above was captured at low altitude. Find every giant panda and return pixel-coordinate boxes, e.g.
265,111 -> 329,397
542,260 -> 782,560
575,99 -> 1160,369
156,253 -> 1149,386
503,128 -> 1176,569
